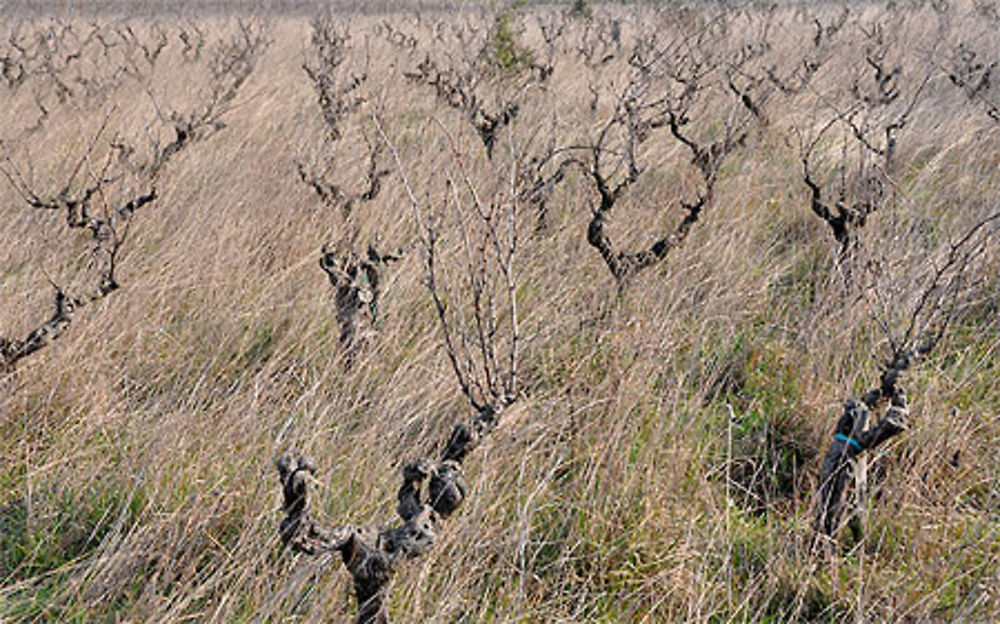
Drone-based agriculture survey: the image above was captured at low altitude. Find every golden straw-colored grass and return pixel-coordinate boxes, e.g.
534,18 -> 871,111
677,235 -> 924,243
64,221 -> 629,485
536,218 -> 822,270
2,2 -> 999,622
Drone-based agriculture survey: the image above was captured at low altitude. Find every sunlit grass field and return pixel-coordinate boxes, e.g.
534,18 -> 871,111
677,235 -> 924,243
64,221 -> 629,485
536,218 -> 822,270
1,1 -> 999,621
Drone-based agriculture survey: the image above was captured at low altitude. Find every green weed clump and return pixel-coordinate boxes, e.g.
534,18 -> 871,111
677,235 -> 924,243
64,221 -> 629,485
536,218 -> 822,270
570,0 -> 593,19
483,0 -> 535,76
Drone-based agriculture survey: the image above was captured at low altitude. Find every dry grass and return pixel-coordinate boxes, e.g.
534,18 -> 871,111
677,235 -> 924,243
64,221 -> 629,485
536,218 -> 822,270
1,1 -> 999,622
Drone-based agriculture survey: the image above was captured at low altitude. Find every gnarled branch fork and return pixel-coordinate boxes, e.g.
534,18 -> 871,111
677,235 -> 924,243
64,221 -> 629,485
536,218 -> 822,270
800,138 -> 882,264
793,7 -> 932,274
319,243 -> 402,362
277,106 -> 521,622
404,54 -> 538,160
0,20 -> 268,374
582,16 -> 767,287
296,15 -> 402,362
813,376 -> 909,538
276,405 -> 503,623
403,5 -> 552,161
942,41 -> 1000,123
1,287 -> 83,372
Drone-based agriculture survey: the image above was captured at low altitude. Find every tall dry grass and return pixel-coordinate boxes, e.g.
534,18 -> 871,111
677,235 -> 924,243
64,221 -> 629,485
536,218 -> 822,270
1,2 -> 999,622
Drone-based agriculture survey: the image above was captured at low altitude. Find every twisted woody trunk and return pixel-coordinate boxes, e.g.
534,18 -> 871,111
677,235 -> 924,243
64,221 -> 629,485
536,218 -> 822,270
277,402 -> 507,623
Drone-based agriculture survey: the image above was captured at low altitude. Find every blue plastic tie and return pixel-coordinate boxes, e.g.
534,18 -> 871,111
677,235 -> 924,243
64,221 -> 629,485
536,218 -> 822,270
834,433 -> 862,451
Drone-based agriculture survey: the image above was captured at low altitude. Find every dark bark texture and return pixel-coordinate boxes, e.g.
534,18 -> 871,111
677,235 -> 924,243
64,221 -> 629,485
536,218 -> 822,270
277,405 -> 501,624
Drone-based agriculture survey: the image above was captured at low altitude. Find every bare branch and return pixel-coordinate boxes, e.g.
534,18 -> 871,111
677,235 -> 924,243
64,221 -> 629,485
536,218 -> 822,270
404,6 -> 551,160
941,40 -> 1000,123
581,16 -> 765,287
0,19 -> 269,373
277,112 -> 523,624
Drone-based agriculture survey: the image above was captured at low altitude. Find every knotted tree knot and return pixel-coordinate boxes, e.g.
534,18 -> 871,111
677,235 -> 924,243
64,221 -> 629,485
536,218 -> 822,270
442,404 -> 500,462
276,434 -> 477,624
276,452 -> 330,555
319,242 -> 403,361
